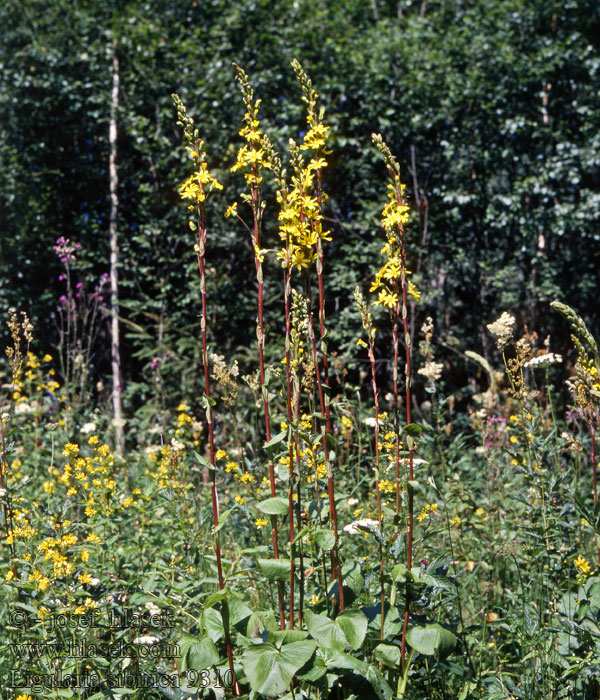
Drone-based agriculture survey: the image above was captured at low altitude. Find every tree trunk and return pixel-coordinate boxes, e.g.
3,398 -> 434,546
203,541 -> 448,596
109,44 -> 124,455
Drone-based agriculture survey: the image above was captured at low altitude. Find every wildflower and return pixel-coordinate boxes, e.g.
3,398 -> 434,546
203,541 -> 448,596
235,495 -> 244,505
341,415 -> 353,431
343,518 -> 379,535
225,202 -> 238,218
215,449 -> 227,461
524,353 -> 563,369
574,555 -> 592,584
62,443 -> 79,457
416,503 -> 438,522
418,361 -> 443,382
78,573 -> 93,585
255,518 -> 268,529
487,312 -> 516,350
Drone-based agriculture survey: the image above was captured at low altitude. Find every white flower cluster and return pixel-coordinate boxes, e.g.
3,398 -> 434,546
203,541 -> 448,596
487,312 -> 516,349
418,361 -> 443,381
524,353 -> 562,369
343,518 -> 379,535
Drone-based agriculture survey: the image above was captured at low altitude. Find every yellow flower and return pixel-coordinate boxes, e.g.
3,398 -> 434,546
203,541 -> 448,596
574,555 -> 592,578
341,415 -> 353,431
62,443 -> 79,457
215,449 -> 227,461
225,202 -> 238,218
256,518 -> 268,529
235,495 -> 244,505
78,572 -> 93,585
6,570 -> 15,582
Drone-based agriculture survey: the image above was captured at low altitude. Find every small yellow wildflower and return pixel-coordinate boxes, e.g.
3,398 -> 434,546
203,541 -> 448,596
256,518 -> 268,529
225,202 -> 238,218
215,449 -> 227,461
235,495 -> 244,505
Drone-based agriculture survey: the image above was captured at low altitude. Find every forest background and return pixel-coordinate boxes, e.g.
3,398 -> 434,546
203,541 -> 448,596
1,0 -> 599,436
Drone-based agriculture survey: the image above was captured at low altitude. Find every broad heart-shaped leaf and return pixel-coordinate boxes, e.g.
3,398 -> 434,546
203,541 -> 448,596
311,648 -> 393,700
269,628 -> 309,644
256,496 -> 289,515
313,527 -> 336,551
405,623 -> 457,660
241,640 -> 317,697
179,635 -> 220,672
202,606 -> 224,642
258,558 -> 292,581
373,642 -> 401,669
391,563 -> 415,585
336,610 -> 369,649
328,560 -> 365,607
305,609 -> 368,651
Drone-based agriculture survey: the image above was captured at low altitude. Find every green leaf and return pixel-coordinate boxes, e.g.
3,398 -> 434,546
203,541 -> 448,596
336,610 -> 369,649
269,628 -> 308,644
305,609 -> 367,651
256,497 -> 289,515
246,609 -> 278,638
314,528 -> 336,550
374,642 -> 401,669
264,430 -> 287,450
241,640 -> 317,696
192,450 -> 214,470
203,587 -> 231,609
405,623 -> 457,659
179,635 -> 220,672
258,558 -> 292,581
391,563 -> 414,584
403,423 -> 423,437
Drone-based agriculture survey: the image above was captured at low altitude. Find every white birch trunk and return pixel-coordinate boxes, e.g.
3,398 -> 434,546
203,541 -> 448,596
109,47 -> 124,455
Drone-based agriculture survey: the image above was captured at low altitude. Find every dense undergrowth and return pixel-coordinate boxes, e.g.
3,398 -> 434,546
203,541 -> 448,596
2,62 -> 600,700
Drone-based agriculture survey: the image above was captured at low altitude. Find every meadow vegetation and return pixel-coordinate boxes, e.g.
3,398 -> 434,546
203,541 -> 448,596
2,56 -> 600,700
